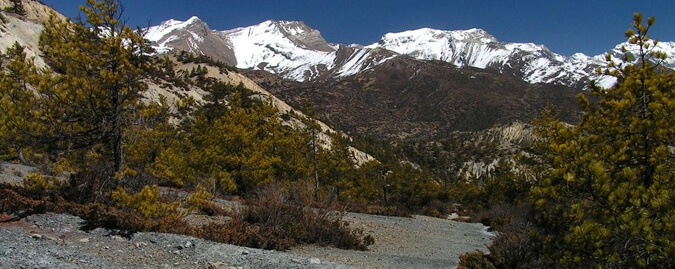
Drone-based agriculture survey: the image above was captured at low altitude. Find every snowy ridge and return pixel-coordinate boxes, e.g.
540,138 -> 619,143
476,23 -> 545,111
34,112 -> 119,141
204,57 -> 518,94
366,28 -> 504,67
369,28 -> 675,88
603,40 -> 675,69
367,28 -> 608,88
146,18 -> 396,81
145,16 -> 202,42
146,16 -> 205,54
146,18 -> 675,87
222,20 -> 336,80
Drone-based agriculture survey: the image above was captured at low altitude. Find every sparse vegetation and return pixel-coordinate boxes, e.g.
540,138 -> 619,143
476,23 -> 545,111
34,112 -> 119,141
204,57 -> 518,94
239,183 -> 372,250
4,0 -> 26,16
184,185 -> 214,213
23,172 -> 63,194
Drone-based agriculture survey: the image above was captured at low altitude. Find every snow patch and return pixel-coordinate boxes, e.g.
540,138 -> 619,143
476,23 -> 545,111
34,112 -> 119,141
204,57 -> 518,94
145,16 -> 202,42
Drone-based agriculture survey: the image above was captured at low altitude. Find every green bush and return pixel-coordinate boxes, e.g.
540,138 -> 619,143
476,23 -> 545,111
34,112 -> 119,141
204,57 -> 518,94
23,172 -> 62,194
111,185 -> 181,219
185,185 -> 213,212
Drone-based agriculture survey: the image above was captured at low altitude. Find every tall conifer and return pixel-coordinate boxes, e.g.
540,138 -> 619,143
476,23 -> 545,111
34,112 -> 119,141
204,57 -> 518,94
0,0 -> 149,185
532,13 -> 674,268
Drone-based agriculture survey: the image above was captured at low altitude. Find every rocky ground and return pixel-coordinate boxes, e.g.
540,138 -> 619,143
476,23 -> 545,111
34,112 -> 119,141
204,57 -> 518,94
0,212 -> 493,269
0,213 -> 357,269
0,162 -> 39,186
0,162 -> 494,268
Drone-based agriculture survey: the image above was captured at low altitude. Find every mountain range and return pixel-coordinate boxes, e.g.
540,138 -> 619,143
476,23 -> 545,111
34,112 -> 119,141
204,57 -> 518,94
145,17 -> 675,89
4,1 -> 673,179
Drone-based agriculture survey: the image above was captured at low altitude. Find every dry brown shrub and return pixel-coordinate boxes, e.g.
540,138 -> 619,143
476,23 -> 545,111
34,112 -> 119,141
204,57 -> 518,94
239,183 -> 373,250
0,182 -> 372,251
458,250 -> 496,269
347,204 -> 411,217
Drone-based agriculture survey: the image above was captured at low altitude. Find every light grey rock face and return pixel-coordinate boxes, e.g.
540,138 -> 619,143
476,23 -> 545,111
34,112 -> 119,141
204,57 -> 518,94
0,162 -> 71,187
0,162 -> 39,186
148,17 -> 237,65
273,20 -> 334,52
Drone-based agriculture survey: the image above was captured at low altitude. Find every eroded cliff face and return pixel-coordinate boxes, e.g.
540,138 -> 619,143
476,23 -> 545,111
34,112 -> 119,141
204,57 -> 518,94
0,0 -> 62,67
457,122 -> 537,180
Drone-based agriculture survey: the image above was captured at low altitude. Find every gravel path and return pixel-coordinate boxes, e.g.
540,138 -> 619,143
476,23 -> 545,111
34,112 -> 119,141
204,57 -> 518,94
0,212 -> 493,268
290,213 -> 494,269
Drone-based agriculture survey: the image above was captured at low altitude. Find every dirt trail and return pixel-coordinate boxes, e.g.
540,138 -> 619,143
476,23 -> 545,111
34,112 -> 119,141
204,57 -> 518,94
291,212 -> 494,269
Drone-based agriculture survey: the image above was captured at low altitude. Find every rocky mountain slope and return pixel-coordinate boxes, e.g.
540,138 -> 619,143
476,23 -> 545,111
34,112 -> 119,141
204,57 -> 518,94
146,17 -> 675,88
245,56 -> 581,140
162,55 -> 376,164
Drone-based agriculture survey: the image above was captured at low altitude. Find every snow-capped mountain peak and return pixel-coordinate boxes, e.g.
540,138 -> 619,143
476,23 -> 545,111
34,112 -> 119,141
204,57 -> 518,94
145,16 -> 213,55
146,18 -> 396,81
367,27 -> 616,87
146,18 -> 675,88
375,28 -> 497,45
145,16 -> 204,42
368,28 -> 509,68
224,20 -> 335,52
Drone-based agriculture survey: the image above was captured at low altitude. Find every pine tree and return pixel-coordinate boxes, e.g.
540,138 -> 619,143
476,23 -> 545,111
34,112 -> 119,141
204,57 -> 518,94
531,13 -> 674,268
317,132 -> 355,201
0,42 -> 38,161
151,86 -> 310,194
303,99 -> 321,199
1,0 -> 149,184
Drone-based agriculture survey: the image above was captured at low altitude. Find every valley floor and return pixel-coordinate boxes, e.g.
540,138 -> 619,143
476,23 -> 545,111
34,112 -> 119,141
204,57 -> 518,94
0,212 -> 493,269
290,213 -> 494,269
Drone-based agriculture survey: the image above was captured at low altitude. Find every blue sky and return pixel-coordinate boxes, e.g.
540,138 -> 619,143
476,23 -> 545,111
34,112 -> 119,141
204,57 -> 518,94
40,0 -> 674,56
